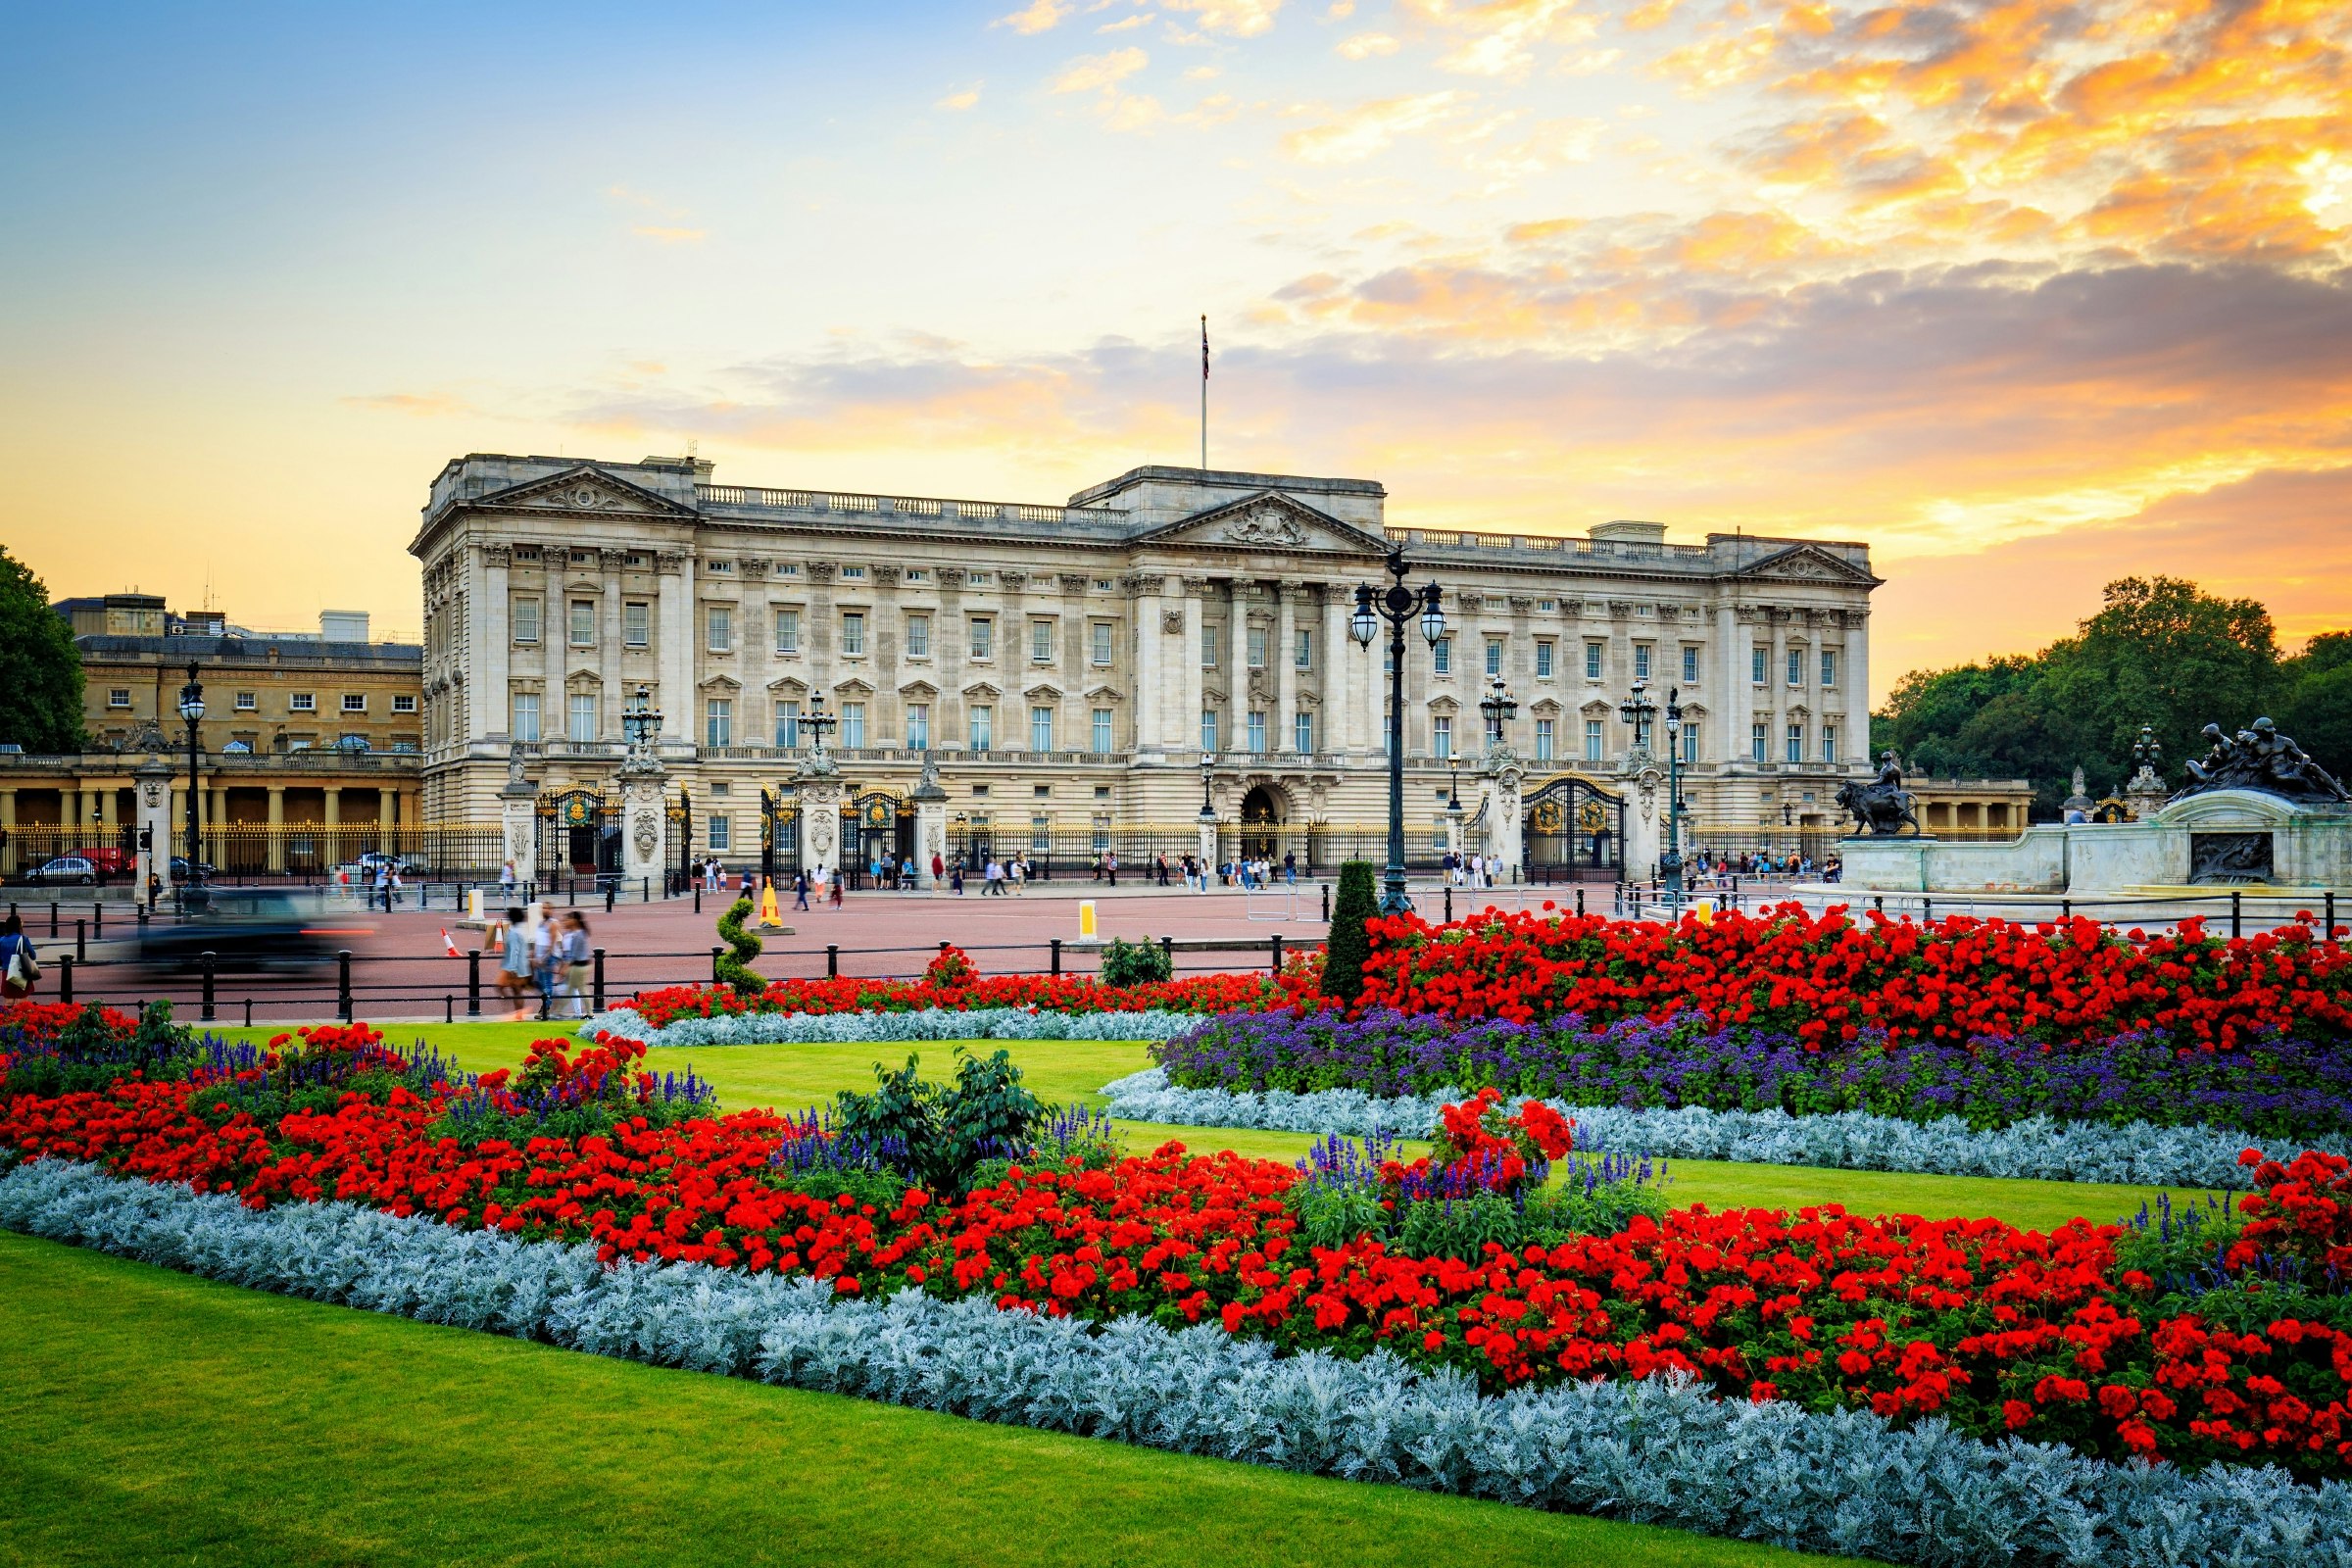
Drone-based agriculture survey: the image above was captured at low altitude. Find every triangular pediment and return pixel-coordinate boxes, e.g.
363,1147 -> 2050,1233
1082,681 -> 1124,702
475,465 -> 698,519
1136,491 -> 1389,557
961,680 -> 1002,700
832,677 -> 876,698
1736,544 -> 1879,587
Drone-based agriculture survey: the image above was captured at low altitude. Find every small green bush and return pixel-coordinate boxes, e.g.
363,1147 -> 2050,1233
1099,936 -> 1173,987
834,1049 -> 1047,1197
714,897 -> 764,996
1321,861 -> 1379,1003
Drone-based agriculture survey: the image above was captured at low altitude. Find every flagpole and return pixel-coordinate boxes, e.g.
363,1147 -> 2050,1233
1200,314 -> 1208,470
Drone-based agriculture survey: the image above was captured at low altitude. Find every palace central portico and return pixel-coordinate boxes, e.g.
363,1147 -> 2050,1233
412,455 -> 1878,883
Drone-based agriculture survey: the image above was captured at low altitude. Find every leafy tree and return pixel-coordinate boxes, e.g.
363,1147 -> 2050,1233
0,546 -> 82,752
2276,631 -> 2352,781
1321,861 -> 1379,1003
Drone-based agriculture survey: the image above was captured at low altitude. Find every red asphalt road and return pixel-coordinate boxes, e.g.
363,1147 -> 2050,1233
47,879 -> 1544,1023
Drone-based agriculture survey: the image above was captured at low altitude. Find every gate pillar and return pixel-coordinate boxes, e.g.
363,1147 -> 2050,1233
499,749 -> 538,888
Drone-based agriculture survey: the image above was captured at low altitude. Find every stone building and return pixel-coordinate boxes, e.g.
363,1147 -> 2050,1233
0,606 -> 425,881
411,455 -> 1882,884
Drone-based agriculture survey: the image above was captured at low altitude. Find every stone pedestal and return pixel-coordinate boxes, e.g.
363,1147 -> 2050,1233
499,751 -> 539,889
132,756 -> 172,899
1482,755 -> 1524,876
1198,815 -> 1218,875
618,759 -> 668,892
1618,755 -> 1664,881
799,772 -> 844,879
910,757 -> 949,887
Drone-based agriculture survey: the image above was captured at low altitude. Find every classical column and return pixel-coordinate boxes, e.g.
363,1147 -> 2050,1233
937,567 -> 966,749
0,787 -> 14,875
1769,611 -> 1790,758
1844,611 -> 1870,764
483,544 -> 511,743
377,786 -> 396,854
1131,574 -> 1164,754
1275,583 -> 1298,755
266,785 -> 286,873
1181,579 -> 1207,753
1320,585 -> 1351,757
207,787 -> 225,867
600,549 -> 625,740
658,550 -> 692,744
1714,603 -> 1741,767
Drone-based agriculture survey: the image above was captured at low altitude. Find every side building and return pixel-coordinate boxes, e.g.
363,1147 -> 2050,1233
414,455 -> 1884,884
0,600 -> 427,883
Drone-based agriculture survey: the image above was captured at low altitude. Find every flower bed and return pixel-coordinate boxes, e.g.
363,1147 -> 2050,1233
585,1004 -> 1197,1049
5,1002 -> 2351,1484
1099,1066 -> 2337,1190
1153,1007 -> 2352,1145
1362,905 -> 2352,1053
15,1161 -> 2348,1568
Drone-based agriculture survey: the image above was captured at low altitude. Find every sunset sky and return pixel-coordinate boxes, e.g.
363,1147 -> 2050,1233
6,0 -> 2348,700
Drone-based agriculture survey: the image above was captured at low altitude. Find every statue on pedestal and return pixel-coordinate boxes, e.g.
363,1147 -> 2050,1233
1837,751 -> 1921,836
2174,718 -> 2348,805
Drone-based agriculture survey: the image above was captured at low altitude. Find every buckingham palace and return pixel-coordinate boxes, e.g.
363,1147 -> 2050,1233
411,454 -> 1878,884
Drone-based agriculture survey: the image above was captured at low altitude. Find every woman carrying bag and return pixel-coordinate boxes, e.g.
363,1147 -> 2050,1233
0,913 -> 40,1001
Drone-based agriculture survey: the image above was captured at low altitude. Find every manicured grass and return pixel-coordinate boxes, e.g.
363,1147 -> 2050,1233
0,1230 -> 1864,1568
207,1022 -> 2228,1232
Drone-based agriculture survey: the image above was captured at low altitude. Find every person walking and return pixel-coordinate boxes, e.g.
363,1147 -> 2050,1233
950,858 -> 964,895
500,858 -> 517,897
1282,851 -> 1297,887
561,910 -> 592,1018
828,868 -> 845,909
1155,853 -> 1169,887
496,906 -> 532,1021
0,912 -> 40,1001
1009,855 -> 1026,895
793,869 -> 810,911
930,850 -> 945,890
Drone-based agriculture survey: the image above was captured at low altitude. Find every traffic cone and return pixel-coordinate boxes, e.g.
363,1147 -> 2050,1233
440,928 -> 461,957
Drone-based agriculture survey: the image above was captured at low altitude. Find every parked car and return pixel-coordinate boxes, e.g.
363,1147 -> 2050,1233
22,856 -> 99,886
169,857 -> 215,883
337,852 -> 427,881
75,846 -> 132,876
134,890 -> 358,977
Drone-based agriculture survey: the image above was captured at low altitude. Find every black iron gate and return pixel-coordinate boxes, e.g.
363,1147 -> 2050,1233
760,788 -> 802,879
1523,773 -> 1624,879
848,791 -> 914,886
536,789 -> 617,879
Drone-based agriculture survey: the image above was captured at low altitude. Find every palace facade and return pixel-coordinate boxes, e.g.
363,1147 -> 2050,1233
412,456 -> 1881,878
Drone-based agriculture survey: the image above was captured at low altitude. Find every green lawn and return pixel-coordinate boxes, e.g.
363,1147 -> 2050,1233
0,1230 -> 1867,1568
208,1021 -> 2226,1231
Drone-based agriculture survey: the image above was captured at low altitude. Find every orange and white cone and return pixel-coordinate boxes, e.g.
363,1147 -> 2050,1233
440,927 -> 461,957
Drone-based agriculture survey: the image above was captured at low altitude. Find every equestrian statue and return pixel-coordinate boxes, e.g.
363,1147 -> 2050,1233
1838,751 -> 1922,836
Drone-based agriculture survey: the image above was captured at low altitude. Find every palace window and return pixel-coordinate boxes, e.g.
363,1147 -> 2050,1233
1586,719 -> 1604,761
1030,705 -> 1054,752
969,616 -> 995,661
773,700 -> 800,748
391,694 -> 416,713
569,600 -> 596,647
1823,723 -> 1839,763
1634,644 -> 1651,681
1682,646 -> 1698,683
512,597 -> 541,645
904,568 -> 927,583
511,692 -> 539,743
907,703 -> 930,751
1294,711 -> 1314,754
967,570 -> 992,587
1536,640 -> 1554,679
841,612 -> 866,657
1683,723 -> 1699,764
708,815 -> 731,852
234,691 -> 257,711
624,602 -> 650,647
1432,714 -> 1452,760
567,693 -> 596,743
841,702 -> 865,749
1433,636 -> 1452,675
290,692 -> 316,712
1751,721 -> 1768,761
968,705 -> 993,751
342,693 -> 367,713
1752,645 -> 1768,685
840,564 -> 865,580
107,687 -> 129,708
1201,623 -> 1219,668
1585,641 -> 1603,680
1092,622 -> 1114,666
706,698 -> 733,748
1246,626 -> 1267,669
1032,619 -> 1055,662
706,607 -> 733,654
1787,721 -> 1803,763
1821,649 -> 1838,688
1200,710 -> 1218,752
1093,577 -> 1115,591
1535,718 -> 1554,761
1031,814 -> 1053,852
1295,628 -> 1313,670
1788,648 -> 1803,687
1486,637 -> 1504,677
906,612 -> 931,658
1246,710 -> 1266,754
772,609 -> 800,655
1092,708 -> 1112,754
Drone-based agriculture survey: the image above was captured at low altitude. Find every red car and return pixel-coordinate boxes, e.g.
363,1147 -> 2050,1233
75,846 -> 131,875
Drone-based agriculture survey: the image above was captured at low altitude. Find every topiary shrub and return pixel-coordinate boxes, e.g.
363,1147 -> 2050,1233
1099,936 -> 1172,988
714,897 -> 764,996
1321,860 -> 1378,1004
833,1049 -> 1047,1196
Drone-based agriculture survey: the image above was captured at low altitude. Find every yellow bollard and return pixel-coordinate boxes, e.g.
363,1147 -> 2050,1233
758,878 -> 785,929
1079,901 -> 1098,939
1693,899 -> 1716,924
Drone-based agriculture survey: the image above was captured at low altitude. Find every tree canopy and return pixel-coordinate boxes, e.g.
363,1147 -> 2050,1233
0,546 -> 82,753
1873,576 -> 2345,813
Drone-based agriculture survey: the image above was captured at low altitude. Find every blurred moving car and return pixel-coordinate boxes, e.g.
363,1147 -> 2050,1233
135,891 -> 370,977
75,847 -> 132,876
22,856 -> 100,886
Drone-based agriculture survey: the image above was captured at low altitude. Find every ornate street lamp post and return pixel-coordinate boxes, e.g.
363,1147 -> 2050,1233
1198,750 -> 1217,819
1479,672 -> 1518,755
1619,678 -> 1686,902
1350,547 -> 1446,915
175,662 -> 204,887
620,683 -> 664,756
802,690 -> 839,760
